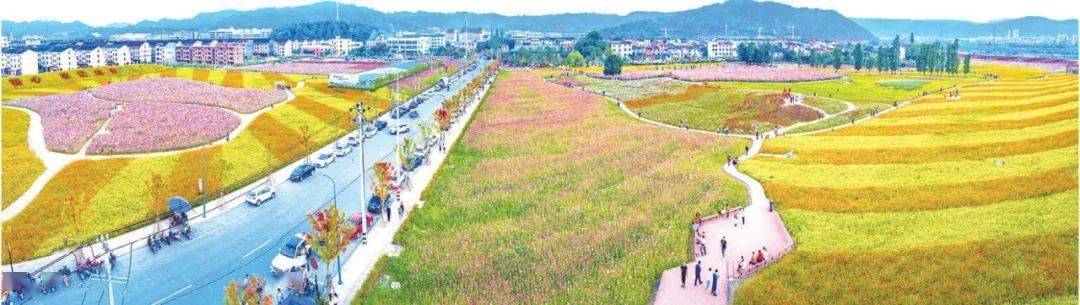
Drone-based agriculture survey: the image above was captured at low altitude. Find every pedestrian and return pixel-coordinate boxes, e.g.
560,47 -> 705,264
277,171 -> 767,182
741,215 -> 746,225
699,239 -> 707,256
694,261 -> 703,286
385,204 -> 392,223
721,236 -> 727,257
711,269 -> 720,296
277,287 -> 284,303
680,264 -> 688,288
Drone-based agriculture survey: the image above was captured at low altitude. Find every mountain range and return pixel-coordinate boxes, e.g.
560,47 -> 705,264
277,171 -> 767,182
1,1 -> 1075,42
853,16 -> 1078,38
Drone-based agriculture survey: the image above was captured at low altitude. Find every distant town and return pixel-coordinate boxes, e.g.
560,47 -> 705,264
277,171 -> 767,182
3,25 -> 1077,76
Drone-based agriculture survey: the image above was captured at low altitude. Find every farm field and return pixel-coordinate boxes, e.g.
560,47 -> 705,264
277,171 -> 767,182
734,71 -> 1078,304
358,69 -> 749,304
0,63 -> 420,260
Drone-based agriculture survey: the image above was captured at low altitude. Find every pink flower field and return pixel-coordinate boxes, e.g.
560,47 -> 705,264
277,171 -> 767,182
8,92 -> 116,153
85,102 -> 240,154
90,78 -> 286,113
245,60 -> 387,75
591,64 -> 841,82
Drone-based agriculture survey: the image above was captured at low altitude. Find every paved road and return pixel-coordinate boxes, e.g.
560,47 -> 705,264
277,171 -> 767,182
11,60 -> 489,305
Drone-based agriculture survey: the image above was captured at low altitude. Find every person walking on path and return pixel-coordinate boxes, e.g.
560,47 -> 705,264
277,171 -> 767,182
694,261 -> 703,286
680,264 -> 688,288
703,268 -> 713,293
721,236 -> 728,257
385,204 -> 392,224
711,269 -> 720,296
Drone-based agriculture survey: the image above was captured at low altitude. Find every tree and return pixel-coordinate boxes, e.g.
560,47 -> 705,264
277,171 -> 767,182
305,205 -> 351,299
831,47 -> 844,71
224,275 -> 273,305
963,53 -> 972,74
852,43 -> 864,71
371,162 -> 397,203
890,35 -> 902,73
603,54 -> 623,76
563,51 -> 586,67
146,173 -> 167,219
574,31 -> 609,63
945,39 -> 960,75
909,32 -> 915,44
397,137 -> 417,169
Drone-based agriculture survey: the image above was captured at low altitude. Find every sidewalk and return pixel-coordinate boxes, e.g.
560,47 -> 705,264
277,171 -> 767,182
335,68 -> 496,302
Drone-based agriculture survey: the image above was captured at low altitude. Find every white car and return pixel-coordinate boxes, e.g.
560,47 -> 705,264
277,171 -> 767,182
313,153 -> 335,168
270,234 -> 310,276
245,185 -> 276,206
334,144 -> 352,156
362,125 -> 378,138
388,122 -> 410,135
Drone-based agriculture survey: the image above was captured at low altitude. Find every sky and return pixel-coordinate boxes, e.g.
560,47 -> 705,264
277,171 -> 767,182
3,0 -> 1078,27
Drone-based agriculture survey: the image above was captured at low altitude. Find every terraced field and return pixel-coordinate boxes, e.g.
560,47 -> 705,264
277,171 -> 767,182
0,66 -> 398,261
736,72 -> 1078,304
359,70 -> 749,304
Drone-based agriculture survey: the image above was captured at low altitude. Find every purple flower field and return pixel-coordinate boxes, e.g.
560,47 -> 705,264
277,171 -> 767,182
245,60 -> 387,75
86,102 -> 240,154
90,78 -> 286,113
8,92 -> 116,153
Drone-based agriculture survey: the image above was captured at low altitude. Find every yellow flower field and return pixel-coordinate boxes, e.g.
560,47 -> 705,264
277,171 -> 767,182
735,68 -> 1078,304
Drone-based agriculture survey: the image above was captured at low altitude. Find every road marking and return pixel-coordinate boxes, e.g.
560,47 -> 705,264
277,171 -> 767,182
243,239 -> 272,259
150,284 -> 191,305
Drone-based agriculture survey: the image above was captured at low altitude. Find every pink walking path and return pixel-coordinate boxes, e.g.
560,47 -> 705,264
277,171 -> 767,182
651,138 -> 795,305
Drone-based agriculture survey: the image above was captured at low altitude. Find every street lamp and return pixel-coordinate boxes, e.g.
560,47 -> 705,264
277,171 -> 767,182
315,172 -> 343,285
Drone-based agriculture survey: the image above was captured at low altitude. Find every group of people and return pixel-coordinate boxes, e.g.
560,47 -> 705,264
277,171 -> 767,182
735,247 -> 770,277
680,261 -> 723,297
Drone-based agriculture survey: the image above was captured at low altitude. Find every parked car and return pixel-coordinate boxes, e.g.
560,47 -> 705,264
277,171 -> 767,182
362,125 -> 378,138
290,164 -> 316,182
313,153 -> 335,168
388,122 -> 410,135
346,135 -> 360,147
414,145 -> 428,158
270,234 -> 311,276
373,120 -> 388,131
367,195 -> 391,214
245,185 -> 276,206
408,109 -> 420,119
403,156 -> 424,172
391,108 -> 405,119
334,144 -> 352,156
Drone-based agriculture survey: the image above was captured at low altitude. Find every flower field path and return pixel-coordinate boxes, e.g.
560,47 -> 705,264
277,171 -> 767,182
0,82 -> 302,221
591,91 -> 796,305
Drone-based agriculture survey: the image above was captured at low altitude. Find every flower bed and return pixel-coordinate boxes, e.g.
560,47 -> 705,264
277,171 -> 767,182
90,78 -> 286,113
7,92 -> 116,153
85,102 -> 240,154
245,60 -> 387,75
590,64 -> 842,82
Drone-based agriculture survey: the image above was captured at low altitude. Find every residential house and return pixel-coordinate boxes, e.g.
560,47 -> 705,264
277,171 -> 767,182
74,43 -> 107,67
35,45 -> 77,72
1,47 -> 38,76
125,41 -> 153,63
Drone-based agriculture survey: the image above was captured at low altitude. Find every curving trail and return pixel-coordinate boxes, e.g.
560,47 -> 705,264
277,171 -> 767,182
595,93 -> 795,305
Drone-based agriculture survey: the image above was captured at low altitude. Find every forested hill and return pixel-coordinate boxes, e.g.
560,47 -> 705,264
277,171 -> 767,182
853,16 -> 1079,38
599,0 -> 876,41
